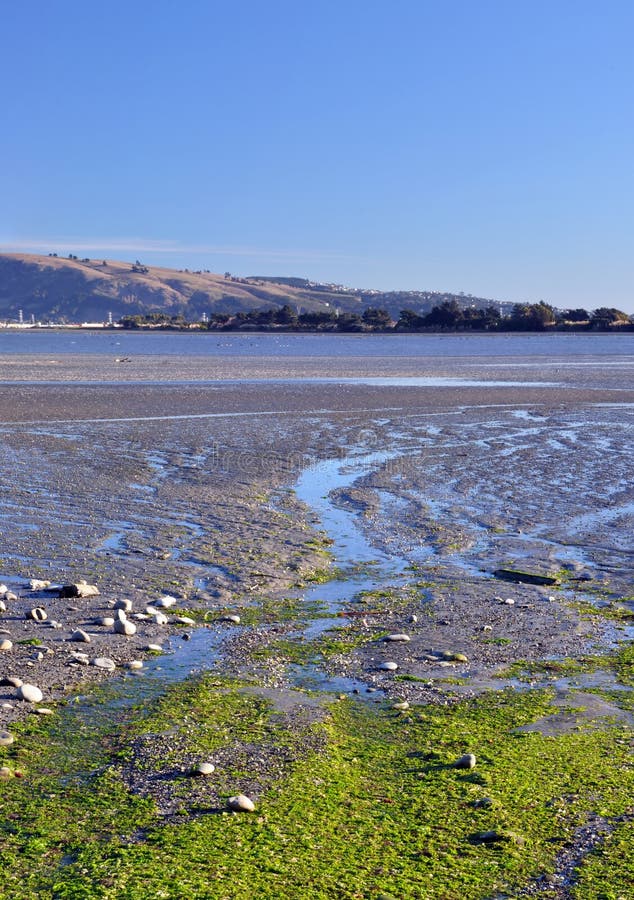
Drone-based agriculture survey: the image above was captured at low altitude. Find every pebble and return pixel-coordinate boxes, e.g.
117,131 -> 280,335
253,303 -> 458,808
70,629 -> 91,643
223,614 -> 241,624
441,651 -> 469,663
481,624 -> 493,632
93,657 -> 116,670
146,644 -> 163,652
33,708 -> 54,716
94,616 -> 115,627
503,598 -> 515,606
45,621 -> 63,629
28,607 -> 48,622
0,584 -> 7,595
0,766 -> 12,778
17,683 -> 43,703
149,611 -> 168,625
172,615 -> 196,625
0,731 -> 15,746
29,579 -> 51,590
392,701 -> 410,710
227,794 -> 255,812
127,660 -> 144,670
0,600 -> 6,612
383,634 -> 410,643
378,661 -> 399,671
0,639 -> 13,651
191,762 -> 215,776
113,598 -> 133,612
4,592 -> 18,602
60,582 -> 100,598
114,619 -> 137,636
454,753 -> 477,769
2,676 -> 23,688
154,595 -> 178,608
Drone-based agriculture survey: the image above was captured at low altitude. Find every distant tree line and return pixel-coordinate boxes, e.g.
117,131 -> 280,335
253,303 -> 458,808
119,302 -> 632,332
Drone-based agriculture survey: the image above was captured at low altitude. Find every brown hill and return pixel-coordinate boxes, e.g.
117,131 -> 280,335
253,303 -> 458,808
0,253 -> 366,323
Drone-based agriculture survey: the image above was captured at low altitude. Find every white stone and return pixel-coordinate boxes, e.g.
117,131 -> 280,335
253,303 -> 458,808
70,629 -> 91,643
0,639 -> 13,651
0,731 -> 14,746
191,762 -> 215,776
154,595 -> 178,608
127,660 -> 143,670
223,614 -> 241,624
146,644 -> 163,652
383,634 -> 410,642
29,579 -> 51,590
172,616 -> 196,625
114,598 -> 133,612
28,607 -> 47,622
0,600 -> 6,612
114,619 -> 137,636
378,661 -> 399,671
93,657 -> 116,670
94,616 -> 115,627
17,683 -> 43,703
454,753 -> 476,769
228,794 -> 255,812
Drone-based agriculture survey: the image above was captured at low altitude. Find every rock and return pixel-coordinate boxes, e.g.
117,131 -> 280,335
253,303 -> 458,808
59,582 -> 100,599
383,634 -> 411,642
0,639 -> 13,651
0,600 -> 6,612
28,607 -> 48,622
154,595 -> 178,608
148,610 -> 168,625
441,651 -> 469,663
93,657 -> 116,670
409,614 -> 418,623
0,766 -> 12,778
172,616 -> 196,625
127,660 -> 143,670
33,708 -> 54,716
503,598 -> 515,606
454,753 -> 476,769
481,624 -> 493,632
146,644 -> 163,652
114,618 -> 137,636
378,661 -> 399,671
4,592 -> 18,602
70,629 -> 91,643
29,579 -> 51,590
227,794 -> 255,812
493,568 -> 559,586
1,676 -> 23,688
0,731 -> 14,746
191,762 -> 215,776
45,620 -> 63,629
0,584 -> 7,595
222,614 -> 241,624
392,701 -> 410,710
94,616 -> 115,627
70,652 -> 90,664
114,598 -> 133,612
473,797 -> 493,808
16,683 -> 43,703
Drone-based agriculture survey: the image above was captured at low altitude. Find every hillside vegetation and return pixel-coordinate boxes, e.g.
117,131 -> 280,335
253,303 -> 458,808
0,252 -> 504,323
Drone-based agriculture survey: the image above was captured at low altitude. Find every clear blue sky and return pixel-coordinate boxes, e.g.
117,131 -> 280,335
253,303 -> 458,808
2,0 -> 633,311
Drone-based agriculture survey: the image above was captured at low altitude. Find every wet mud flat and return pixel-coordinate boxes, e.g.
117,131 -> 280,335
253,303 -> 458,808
0,352 -> 633,899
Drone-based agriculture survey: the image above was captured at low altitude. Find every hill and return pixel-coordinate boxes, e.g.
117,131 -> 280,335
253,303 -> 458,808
0,252 -> 510,323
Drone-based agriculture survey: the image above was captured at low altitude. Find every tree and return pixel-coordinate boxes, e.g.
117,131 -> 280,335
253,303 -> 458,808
362,307 -> 392,329
590,307 -> 630,328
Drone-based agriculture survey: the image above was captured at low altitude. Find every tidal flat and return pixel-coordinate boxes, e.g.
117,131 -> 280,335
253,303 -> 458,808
0,340 -> 633,899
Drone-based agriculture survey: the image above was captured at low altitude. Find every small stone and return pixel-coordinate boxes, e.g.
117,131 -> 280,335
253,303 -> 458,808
172,616 -> 196,625
113,598 -> 133,612
392,701 -> 410,710
227,794 -> 255,812
441,651 -> 469,663
0,639 -> 13,651
383,634 -> 411,643
93,657 -> 116,670
149,611 -> 168,625
0,731 -> 14,746
17,683 -> 43,703
28,607 -> 47,622
503,598 -> 515,606
59,582 -> 100,599
409,614 -> 418,623
0,600 -> 6,612
70,652 -> 90,665
127,660 -> 144,669
33,708 -> 54,716
114,619 -> 137,636
4,592 -> 18,602
94,616 -> 115,627
378,661 -> 399,671
33,651 -> 44,661
70,629 -> 91,643
146,644 -> 163,652
29,579 -> 51,590
454,753 -> 476,769
481,624 -> 493,632
182,632 -> 191,640
2,676 -> 23,688
222,614 -> 241,624
191,762 -> 215,776
0,584 -> 7,595
154,595 -> 178,608
0,766 -> 12,778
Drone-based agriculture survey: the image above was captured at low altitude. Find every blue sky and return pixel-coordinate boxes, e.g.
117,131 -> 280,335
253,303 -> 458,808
2,0 -> 633,311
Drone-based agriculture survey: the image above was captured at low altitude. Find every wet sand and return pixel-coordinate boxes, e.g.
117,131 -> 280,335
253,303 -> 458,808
1,352 -> 633,724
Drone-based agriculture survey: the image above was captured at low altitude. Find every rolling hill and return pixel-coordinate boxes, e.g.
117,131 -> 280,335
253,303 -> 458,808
0,252 -> 509,323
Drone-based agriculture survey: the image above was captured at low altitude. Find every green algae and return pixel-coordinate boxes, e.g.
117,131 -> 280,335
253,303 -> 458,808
1,678 -> 633,900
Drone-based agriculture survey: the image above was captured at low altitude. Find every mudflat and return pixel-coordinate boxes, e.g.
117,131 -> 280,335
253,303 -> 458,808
0,346 -> 633,899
